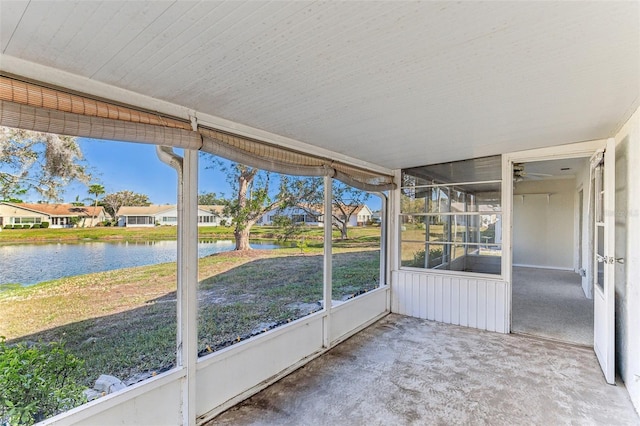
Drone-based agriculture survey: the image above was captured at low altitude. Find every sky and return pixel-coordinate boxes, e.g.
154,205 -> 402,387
63,138 -> 231,205
29,137 -> 381,210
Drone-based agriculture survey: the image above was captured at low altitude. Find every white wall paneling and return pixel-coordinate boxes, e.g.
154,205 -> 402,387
195,312 -> 325,423
330,287 -> 389,344
391,271 -> 508,333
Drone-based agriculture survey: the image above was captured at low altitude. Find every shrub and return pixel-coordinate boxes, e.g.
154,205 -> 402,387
31,223 -> 41,229
41,222 -> 50,228
412,249 -> 426,267
12,225 -> 23,229
3,225 -> 13,229
428,248 -> 444,266
0,337 -> 87,425
410,248 -> 444,268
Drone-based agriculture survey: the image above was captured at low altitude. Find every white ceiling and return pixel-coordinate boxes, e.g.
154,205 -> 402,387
521,158 -> 589,180
1,1 -> 638,171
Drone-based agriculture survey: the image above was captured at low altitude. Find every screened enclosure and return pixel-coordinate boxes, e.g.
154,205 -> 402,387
400,156 -> 502,275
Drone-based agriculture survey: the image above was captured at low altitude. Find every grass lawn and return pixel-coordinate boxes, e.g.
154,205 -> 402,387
0,224 -> 380,244
0,231 -> 381,387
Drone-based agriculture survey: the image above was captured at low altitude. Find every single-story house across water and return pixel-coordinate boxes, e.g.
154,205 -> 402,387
117,205 -> 229,227
258,204 -> 373,227
0,202 -> 110,228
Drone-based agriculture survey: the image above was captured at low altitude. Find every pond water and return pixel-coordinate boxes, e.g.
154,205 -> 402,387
0,240 -> 282,286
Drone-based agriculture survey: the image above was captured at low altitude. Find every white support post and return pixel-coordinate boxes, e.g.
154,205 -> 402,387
323,175 -> 333,347
156,145 -> 198,425
501,153 -> 513,333
180,149 -> 198,425
371,192 -> 388,287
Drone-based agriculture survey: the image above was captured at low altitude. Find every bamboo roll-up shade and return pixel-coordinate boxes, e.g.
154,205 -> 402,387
333,163 -> 395,191
0,100 -> 202,148
201,134 -> 331,177
0,76 -> 192,130
200,128 -> 327,167
200,127 -> 331,176
200,127 -> 395,190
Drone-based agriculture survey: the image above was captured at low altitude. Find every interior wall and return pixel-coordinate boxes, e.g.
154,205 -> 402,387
513,178 -> 576,269
614,105 -> 640,414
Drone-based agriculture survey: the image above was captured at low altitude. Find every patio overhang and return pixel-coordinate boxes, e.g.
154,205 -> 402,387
1,1 -> 638,170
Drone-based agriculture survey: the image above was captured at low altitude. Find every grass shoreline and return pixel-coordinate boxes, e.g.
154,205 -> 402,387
0,224 -> 353,244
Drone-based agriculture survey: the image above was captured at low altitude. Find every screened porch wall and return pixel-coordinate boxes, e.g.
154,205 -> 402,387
391,156 -> 509,334
42,288 -> 389,426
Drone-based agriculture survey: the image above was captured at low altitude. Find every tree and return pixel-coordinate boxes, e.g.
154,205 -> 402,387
216,162 -> 321,251
198,192 -> 225,205
0,197 -> 23,203
331,183 -> 370,239
300,180 -> 370,240
272,214 -> 304,242
87,183 -> 105,226
101,190 -> 151,219
0,127 -> 91,201
70,194 -> 85,206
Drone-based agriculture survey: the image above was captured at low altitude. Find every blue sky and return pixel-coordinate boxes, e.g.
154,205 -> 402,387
63,138 -> 230,205
48,138 -> 381,210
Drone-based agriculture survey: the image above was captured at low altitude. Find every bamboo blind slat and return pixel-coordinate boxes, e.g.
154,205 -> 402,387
199,127 -> 395,189
0,100 -> 202,148
0,76 -> 192,130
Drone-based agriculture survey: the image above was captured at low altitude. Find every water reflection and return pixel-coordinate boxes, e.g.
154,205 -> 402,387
0,240 -> 280,286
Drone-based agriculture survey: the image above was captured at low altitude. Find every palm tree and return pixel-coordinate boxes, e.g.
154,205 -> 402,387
87,184 -> 105,227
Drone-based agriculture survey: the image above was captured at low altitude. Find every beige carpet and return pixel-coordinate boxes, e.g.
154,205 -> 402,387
209,314 -> 637,425
512,267 -> 593,346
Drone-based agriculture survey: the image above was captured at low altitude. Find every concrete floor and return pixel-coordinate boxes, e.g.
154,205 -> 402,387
209,314 -> 638,425
512,267 -> 593,346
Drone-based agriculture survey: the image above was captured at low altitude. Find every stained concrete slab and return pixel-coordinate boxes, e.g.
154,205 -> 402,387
209,314 -> 638,425
512,267 -> 593,346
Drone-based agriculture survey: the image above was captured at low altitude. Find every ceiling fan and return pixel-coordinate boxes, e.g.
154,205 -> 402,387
513,163 -> 552,182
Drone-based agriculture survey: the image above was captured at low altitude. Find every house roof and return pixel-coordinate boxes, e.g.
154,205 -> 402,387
198,205 -> 225,215
4,203 -> 107,217
117,205 -> 175,216
334,204 -> 371,217
286,203 -> 370,217
1,2 -> 637,170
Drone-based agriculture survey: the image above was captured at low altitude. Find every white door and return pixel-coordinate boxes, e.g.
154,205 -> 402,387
592,138 -> 616,384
